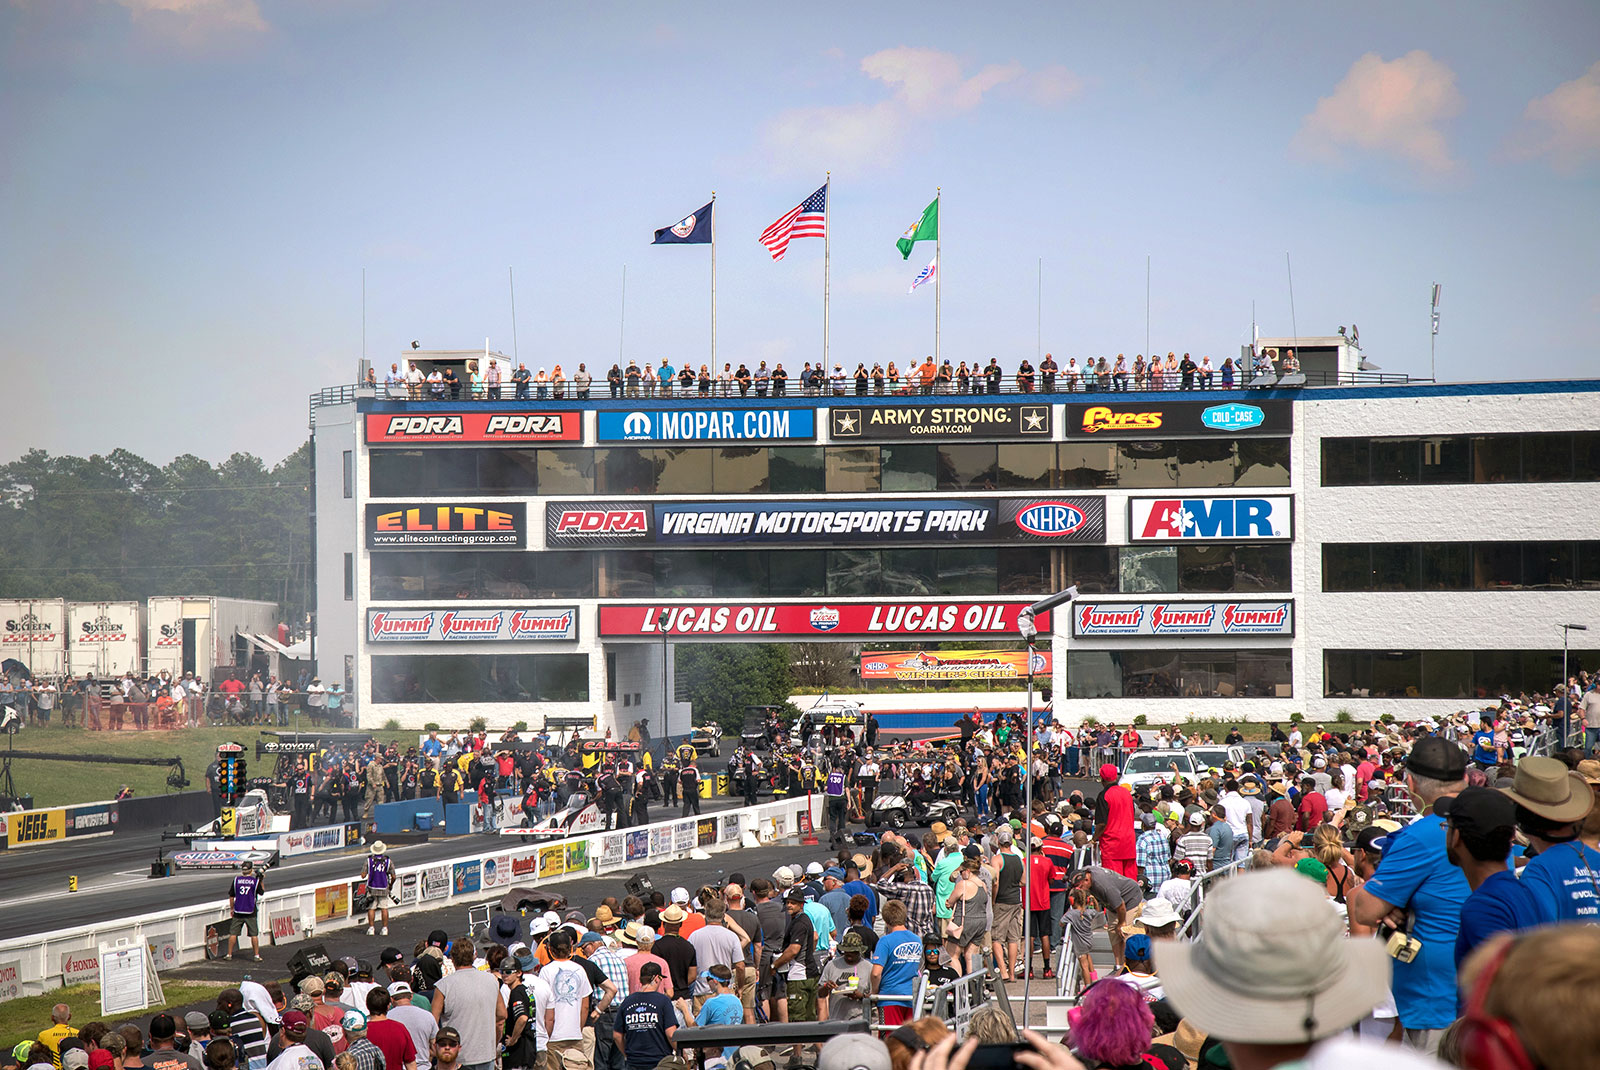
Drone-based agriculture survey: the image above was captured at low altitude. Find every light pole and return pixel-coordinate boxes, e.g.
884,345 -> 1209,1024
659,610 -> 671,748
1016,584 -> 1076,1024
1562,624 -> 1588,750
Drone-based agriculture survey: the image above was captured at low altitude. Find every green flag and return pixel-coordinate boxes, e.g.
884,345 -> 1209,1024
896,196 -> 939,259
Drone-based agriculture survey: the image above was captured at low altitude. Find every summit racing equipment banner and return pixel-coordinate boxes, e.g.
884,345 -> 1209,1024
1064,400 -> 1292,438
1128,496 -> 1292,541
598,602 -> 1050,638
367,607 -> 578,643
366,503 -> 527,549
597,409 -> 814,442
860,649 -> 1052,681
546,496 -> 1105,548
1071,600 -> 1294,637
829,403 -> 1052,439
365,412 -> 581,444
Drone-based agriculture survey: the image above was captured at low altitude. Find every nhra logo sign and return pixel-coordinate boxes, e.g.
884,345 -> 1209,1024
365,412 -> 580,444
1072,600 -> 1294,638
546,503 -> 650,547
1128,496 -> 1293,541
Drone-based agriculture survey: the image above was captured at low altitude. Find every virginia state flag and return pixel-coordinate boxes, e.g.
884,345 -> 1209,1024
652,201 -> 714,244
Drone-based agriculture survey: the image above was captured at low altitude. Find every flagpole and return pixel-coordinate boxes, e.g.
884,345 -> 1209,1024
823,172 -> 831,372
710,191 -> 718,370
934,187 -> 941,364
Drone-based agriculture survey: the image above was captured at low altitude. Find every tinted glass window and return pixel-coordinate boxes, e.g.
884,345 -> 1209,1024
1416,543 -> 1469,589
478,554 -> 537,598
997,444 -> 1055,489
1522,542 -> 1574,589
371,654 -> 589,704
936,444 -> 999,491
477,449 -> 540,493
655,448 -> 713,494
828,550 -> 881,595
1371,545 -> 1419,591
1575,433 -> 1600,482
1323,651 -> 1366,697
770,550 -> 827,597
655,551 -> 717,597
1232,545 -> 1292,592
596,448 -> 657,494
1474,544 -> 1522,588
1579,541 -> 1600,590
531,551 -> 595,598
1422,650 -> 1473,700
537,449 -> 594,495
714,550 -> 770,596
425,450 -> 478,494
1237,653 -> 1292,698
1065,547 -> 1118,594
1473,650 -> 1520,697
880,444 -> 937,492
1116,442 -> 1178,488
600,551 -> 655,597
936,548 -> 996,594
1473,437 -> 1521,483
1177,545 -> 1234,593
1235,439 -> 1290,487
998,547 -> 1051,595
1174,440 -> 1235,488
1067,651 -> 1123,699
712,447 -> 769,495
882,549 -> 937,595
770,447 -> 826,494
1369,651 -> 1421,698
1180,653 -> 1235,698
1120,547 -> 1177,594
1420,436 -> 1471,484
1522,434 -> 1573,482
1121,650 -> 1182,697
1057,443 -> 1117,488
370,553 -> 426,599
1322,545 -> 1370,592
1369,438 -> 1419,484
370,451 -> 423,497
1321,439 -> 1369,486
826,448 -> 880,493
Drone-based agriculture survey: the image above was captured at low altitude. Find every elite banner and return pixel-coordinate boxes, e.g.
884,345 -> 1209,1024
365,503 -> 527,550
598,601 -> 1051,638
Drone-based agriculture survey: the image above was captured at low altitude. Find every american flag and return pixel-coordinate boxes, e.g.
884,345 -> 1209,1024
759,183 -> 828,260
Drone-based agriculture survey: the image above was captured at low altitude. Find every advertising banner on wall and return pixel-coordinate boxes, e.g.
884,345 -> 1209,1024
0,960 -> 21,1002
1065,400 -> 1293,438
597,409 -> 815,443
828,402 -> 1052,439
547,496 -> 1105,548
421,865 -> 451,901
599,601 -> 1051,639
313,883 -> 348,923
366,503 -> 527,550
367,607 -> 578,643
1071,600 -> 1295,637
66,803 -> 117,839
365,412 -> 582,444
860,649 -> 1051,681
6,807 -> 66,848
1128,496 -> 1293,541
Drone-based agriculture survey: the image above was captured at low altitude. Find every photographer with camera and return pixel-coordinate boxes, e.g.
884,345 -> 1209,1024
1347,737 -> 1470,1056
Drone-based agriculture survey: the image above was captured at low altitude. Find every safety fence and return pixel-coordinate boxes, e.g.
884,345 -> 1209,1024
0,791 -> 822,998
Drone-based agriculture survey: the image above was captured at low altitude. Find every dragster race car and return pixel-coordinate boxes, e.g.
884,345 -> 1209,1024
499,791 -> 605,843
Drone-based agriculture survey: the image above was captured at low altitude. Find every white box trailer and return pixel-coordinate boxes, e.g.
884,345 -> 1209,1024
0,598 -> 67,676
67,601 -> 145,677
146,596 -> 280,682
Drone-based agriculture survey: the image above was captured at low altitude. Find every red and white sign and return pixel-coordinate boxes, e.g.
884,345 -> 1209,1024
598,602 -> 1051,638
365,412 -> 581,444
1071,600 -> 1294,637
61,949 -> 100,987
367,607 -> 579,643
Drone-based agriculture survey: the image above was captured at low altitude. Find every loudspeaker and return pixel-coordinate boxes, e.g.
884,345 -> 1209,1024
288,944 -> 332,980
624,872 -> 653,898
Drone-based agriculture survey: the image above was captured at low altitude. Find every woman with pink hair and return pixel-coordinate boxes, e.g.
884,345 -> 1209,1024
1067,979 -> 1157,1070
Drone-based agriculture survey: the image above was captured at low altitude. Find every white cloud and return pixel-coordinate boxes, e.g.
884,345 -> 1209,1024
112,0 -> 267,39
1510,61 -> 1600,175
1294,50 -> 1462,177
762,47 -> 1078,172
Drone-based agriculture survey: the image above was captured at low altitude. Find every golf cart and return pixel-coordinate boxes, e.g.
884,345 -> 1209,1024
868,779 -> 961,830
791,700 -> 865,748
686,723 -> 723,758
741,705 -> 785,750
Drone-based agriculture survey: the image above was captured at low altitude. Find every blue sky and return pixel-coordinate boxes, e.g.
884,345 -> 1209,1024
3,1 -> 1597,465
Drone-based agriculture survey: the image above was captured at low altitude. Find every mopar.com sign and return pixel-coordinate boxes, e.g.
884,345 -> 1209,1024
597,409 -> 815,442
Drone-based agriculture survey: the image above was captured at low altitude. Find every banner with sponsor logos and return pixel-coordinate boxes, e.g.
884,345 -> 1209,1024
66,803 -> 117,839
367,607 -> 578,643
365,412 -> 582,444
1065,400 -> 1293,438
1071,600 -> 1295,638
421,865 -> 451,901
564,839 -> 589,873
481,854 -> 512,888
313,883 -> 349,923
6,806 -> 67,848
1128,496 -> 1293,541
0,959 -> 21,1002
675,820 -> 697,851
366,503 -> 527,550
598,408 -> 815,443
599,601 -> 1051,639
62,948 -> 100,987
828,402 -> 1053,440
279,825 -> 349,858
547,496 -> 1104,548
648,826 -> 672,856
269,911 -> 301,943
625,829 -> 648,861
452,861 -> 481,894
860,649 -> 1052,681
538,845 -> 566,877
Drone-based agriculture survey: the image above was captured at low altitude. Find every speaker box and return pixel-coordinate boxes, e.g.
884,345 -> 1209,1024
624,872 -> 653,898
288,943 -> 332,979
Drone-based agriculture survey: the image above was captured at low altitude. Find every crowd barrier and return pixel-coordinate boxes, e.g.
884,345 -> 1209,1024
0,791 -> 822,997
117,791 -> 217,834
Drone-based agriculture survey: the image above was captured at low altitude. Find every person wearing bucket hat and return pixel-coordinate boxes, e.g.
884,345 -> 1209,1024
1501,755 -> 1600,923
1158,868 -> 1389,1063
1348,736 -> 1470,1054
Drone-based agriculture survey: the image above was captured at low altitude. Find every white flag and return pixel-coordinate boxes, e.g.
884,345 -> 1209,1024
909,254 -> 937,294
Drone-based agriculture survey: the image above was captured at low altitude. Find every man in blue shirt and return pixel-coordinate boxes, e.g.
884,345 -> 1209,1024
1349,737 -> 1471,1057
839,862 -> 877,925
870,900 -> 923,1027
1504,755 -> 1600,922
1441,787 -> 1546,969
1470,713 -> 1499,770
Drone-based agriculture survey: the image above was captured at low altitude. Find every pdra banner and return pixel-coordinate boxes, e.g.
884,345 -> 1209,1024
365,412 -> 582,444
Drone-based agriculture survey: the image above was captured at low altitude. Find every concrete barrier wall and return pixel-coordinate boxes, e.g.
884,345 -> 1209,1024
117,791 -> 218,833
0,794 -> 822,997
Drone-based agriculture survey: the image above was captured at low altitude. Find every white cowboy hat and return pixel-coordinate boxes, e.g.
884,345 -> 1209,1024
1156,868 -> 1387,1044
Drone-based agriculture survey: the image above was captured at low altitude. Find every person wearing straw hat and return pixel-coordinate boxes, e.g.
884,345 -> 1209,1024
1501,755 -> 1600,922
1158,868 -> 1394,1070
364,841 -> 396,936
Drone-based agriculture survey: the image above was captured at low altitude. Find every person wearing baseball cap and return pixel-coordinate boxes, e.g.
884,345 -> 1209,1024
1438,786 -> 1546,968
267,1012 -> 316,1070
1094,762 -> 1137,880
1501,755 -> 1600,923
1348,736 -> 1469,1055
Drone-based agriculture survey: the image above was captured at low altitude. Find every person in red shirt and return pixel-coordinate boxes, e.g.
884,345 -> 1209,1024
1296,776 -> 1328,831
362,989 -> 417,1070
1120,727 -> 1141,752
1025,837 -> 1057,979
1263,782 -> 1297,840
1355,757 -> 1377,801
1094,764 -> 1138,879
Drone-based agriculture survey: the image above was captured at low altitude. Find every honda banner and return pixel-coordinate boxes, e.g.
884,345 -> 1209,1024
366,607 -> 578,643
1127,496 -> 1293,541
1070,600 -> 1295,637
365,412 -> 581,444
860,649 -> 1052,681
598,602 -> 1050,638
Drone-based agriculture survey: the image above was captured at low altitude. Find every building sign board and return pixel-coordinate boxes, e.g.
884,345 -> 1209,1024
829,403 -> 1052,439
365,412 -> 581,444
366,607 -> 578,643
599,602 -> 1050,638
365,503 -> 527,549
597,409 -> 815,442
1127,496 -> 1293,541
1070,600 -> 1295,637
1064,400 -> 1292,438
860,649 -> 1052,681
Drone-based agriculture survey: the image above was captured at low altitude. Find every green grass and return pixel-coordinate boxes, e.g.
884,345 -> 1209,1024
4,725 -> 420,809
0,981 -> 229,1049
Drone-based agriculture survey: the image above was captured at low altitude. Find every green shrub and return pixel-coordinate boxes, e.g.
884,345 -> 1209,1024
1378,714 -> 1395,725
1335,709 -> 1354,723
383,718 -> 401,731
1133,714 -> 1148,726
1289,712 -> 1304,723
469,716 -> 487,733
1080,715 -> 1100,728
424,721 -> 440,732
511,720 -> 529,732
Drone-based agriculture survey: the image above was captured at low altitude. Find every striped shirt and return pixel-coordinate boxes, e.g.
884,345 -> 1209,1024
588,945 -> 630,1002
1135,829 -> 1173,888
871,878 -> 937,941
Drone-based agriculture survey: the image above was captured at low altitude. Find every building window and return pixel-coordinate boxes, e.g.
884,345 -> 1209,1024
606,653 -> 617,701
343,553 -> 353,601
1322,542 -> 1600,592
1322,432 -> 1600,487
371,653 -> 590,703
1324,649 -> 1600,699
1067,649 -> 1292,699
342,451 -> 354,498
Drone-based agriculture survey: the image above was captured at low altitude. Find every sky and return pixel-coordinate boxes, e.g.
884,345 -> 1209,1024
3,1 -> 1597,466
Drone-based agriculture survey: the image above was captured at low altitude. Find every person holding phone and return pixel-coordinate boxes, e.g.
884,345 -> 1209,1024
942,858 -> 989,977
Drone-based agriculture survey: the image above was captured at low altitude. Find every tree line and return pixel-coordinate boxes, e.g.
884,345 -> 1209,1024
0,443 -> 313,625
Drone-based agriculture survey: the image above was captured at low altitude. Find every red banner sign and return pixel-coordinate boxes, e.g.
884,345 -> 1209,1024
365,412 -> 582,444
860,649 -> 1051,680
597,602 -> 1050,638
